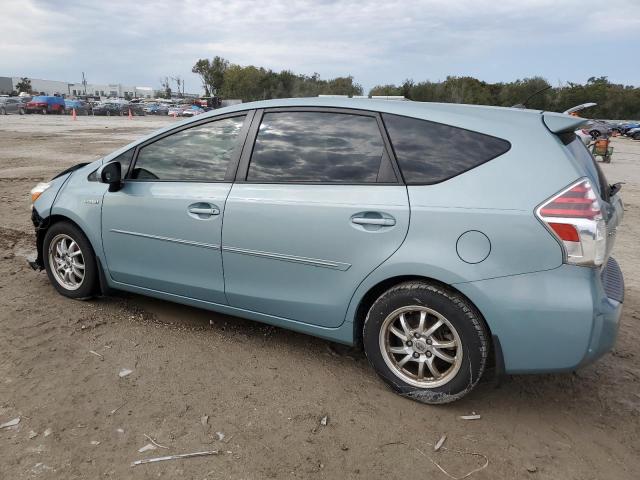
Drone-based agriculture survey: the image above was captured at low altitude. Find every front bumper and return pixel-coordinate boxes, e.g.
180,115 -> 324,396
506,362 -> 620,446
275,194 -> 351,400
29,208 -> 46,271
455,258 -> 624,373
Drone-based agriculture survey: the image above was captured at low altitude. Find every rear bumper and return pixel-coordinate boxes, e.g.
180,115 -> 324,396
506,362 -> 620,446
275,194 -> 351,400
455,258 -> 624,374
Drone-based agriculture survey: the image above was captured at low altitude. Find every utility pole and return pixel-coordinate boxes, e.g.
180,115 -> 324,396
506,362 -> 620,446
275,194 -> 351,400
82,72 -> 87,95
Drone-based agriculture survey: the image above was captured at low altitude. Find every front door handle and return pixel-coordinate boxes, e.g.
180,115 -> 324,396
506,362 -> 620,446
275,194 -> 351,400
351,216 -> 396,226
189,207 -> 220,215
188,203 -> 220,218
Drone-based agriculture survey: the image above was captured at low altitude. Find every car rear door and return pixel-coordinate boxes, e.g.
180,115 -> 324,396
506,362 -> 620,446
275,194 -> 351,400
101,112 -> 253,303
221,108 -> 410,328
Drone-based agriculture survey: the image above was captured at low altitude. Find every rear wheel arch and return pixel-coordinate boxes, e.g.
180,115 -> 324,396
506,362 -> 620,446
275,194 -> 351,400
353,275 -> 495,353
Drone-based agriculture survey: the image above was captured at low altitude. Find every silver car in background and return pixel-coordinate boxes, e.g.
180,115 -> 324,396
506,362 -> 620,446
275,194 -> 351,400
0,97 -> 27,115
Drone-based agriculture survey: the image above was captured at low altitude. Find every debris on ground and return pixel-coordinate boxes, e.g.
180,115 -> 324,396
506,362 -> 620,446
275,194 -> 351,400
138,443 -> 157,453
201,415 -> 209,427
143,433 -> 169,449
526,465 -> 538,473
381,440 -> 489,480
434,434 -> 447,452
320,415 -> 328,426
216,431 -> 225,441
43,428 -> 52,437
118,368 -> 133,378
109,403 -> 127,416
90,440 -> 100,446
131,450 -> 219,467
89,350 -> 104,360
28,430 -> 38,439
0,417 -> 20,429
116,428 -> 125,434
460,414 -> 481,421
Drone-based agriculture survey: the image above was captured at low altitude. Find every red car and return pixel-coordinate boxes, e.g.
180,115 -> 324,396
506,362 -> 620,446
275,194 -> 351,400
26,96 -> 66,114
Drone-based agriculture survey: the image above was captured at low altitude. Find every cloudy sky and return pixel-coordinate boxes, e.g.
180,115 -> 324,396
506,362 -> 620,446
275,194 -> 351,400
2,0 -> 638,94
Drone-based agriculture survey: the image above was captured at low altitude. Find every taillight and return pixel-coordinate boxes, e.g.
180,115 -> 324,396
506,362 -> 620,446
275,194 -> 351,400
536,178 -> 606,267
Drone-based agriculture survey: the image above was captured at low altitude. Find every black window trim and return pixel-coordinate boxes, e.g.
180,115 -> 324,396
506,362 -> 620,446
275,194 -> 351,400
380,112 -> 512,186
235,107 -> 404,186
125,109 -> 255,184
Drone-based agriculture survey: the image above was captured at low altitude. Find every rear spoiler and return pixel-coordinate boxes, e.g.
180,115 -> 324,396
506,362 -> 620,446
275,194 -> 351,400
543,112 -> 589,134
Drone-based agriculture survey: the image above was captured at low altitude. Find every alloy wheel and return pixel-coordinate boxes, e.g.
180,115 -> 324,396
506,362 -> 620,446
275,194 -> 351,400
379,306 -> 463,388
48,234 -> 85,290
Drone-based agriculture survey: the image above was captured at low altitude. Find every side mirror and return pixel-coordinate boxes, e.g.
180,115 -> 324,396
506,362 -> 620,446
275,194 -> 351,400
98,162 -> 122,192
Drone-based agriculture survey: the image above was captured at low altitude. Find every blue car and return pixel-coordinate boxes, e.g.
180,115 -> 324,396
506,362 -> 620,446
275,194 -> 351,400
28,98 -> 624,403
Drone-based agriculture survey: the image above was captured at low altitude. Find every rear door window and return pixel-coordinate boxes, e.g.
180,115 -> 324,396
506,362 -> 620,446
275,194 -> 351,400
382,113 -> 511,184
247,111 -> 394,183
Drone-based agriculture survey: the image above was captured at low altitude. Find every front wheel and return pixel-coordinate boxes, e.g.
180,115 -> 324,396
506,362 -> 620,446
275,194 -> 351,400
363,281 -> 489,404
43,222 -> 98,299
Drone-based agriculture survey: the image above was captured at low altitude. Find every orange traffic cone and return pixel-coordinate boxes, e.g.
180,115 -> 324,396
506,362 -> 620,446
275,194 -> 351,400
128,108 -> 133,119
72,108 -> 77,120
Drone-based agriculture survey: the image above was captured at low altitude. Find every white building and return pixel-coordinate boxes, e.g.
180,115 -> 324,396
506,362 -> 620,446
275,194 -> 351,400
0,76 -> 154,98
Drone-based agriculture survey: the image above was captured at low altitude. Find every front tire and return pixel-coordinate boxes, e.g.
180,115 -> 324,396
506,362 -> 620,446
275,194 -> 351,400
43,222 -> 98,299
363,281 -> 489,404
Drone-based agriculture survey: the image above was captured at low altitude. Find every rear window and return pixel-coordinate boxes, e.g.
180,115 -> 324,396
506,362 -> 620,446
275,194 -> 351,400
382,113 -> 511,184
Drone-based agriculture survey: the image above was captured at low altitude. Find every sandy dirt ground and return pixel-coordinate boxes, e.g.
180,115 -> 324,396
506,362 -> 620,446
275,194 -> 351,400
0,114 -> 639,479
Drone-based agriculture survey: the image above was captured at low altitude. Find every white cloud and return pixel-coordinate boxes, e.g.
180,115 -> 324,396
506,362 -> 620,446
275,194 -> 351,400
1,0 -> 638,93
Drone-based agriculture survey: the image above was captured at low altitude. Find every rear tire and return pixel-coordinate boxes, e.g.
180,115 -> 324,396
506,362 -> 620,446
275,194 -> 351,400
43,222 -> 98,299
1,107 -> 5,115
19,108 -> 25,115
42,108 -> 47,115
363,281 -> 489,404
590,130 -> 600,139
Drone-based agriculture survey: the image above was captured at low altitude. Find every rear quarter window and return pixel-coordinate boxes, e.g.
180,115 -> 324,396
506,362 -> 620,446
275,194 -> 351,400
382,113 -> 511,184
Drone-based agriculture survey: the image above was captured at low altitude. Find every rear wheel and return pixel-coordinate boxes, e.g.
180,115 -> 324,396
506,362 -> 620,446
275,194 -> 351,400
19,108 -> 25,115
41,108 -> 47,115
43,222 -> 98,299
1,107 -> 5,115
590,130 -> 600,139
363,281 -> 489,404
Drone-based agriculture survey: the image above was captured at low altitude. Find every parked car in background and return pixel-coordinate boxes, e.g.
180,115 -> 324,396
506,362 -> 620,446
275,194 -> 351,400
25,96 -> 65,114
28,98 -> 625,404
628,127 -> 640,140
584,120 -> 612,139
622,123 -> 640,135
92,103 -> 122,116
127,102 -> 145,116
167,105 -> 185,116
181,105 -> 205,117
0,97 -> 26,115
64,99 -> 91,115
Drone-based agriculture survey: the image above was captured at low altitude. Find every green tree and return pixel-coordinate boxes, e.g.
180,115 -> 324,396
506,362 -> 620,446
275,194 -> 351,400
192,56 -> 229,96
15,77 -> 31,94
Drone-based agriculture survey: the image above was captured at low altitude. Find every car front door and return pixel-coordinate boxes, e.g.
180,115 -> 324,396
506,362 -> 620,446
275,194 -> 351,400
221,108 -> 410,328
101,112 -> 252,303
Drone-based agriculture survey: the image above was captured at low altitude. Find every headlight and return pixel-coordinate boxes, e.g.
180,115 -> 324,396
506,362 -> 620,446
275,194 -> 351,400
30,182 -> 51,203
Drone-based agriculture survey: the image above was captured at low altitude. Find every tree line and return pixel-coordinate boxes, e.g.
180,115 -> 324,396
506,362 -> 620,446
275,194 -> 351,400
192,57 -> 640,119
192,56 -> 363,101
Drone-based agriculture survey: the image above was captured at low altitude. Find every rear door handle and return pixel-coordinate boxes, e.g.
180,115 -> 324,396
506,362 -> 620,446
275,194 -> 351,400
351,216 -> 396,226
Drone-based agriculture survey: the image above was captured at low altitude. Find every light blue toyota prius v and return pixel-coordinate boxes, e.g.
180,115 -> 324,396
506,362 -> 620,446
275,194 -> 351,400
29,98 -> 625,403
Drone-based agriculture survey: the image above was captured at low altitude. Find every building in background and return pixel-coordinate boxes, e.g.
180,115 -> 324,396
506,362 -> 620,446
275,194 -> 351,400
0,76 -> 155,98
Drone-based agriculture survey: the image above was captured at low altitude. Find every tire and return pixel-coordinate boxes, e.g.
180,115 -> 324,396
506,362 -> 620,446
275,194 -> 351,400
43,222 -> 98,299
1,108 -> 5,115
42,108 -> 47,115
19,108 -> 24,115
633,133 -> 640,141
590,130 -> 600,139
363,281 -> 489,404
